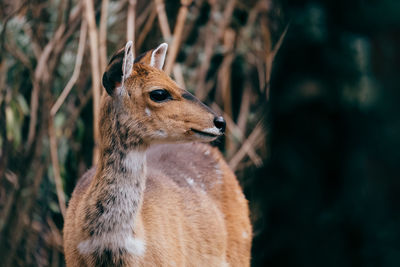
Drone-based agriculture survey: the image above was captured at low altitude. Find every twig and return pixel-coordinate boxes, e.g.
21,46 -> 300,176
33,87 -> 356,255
154,0 -> 171,39
265,23 -> 289,100
84,0 -> 101,164
127,0 -> 137,57
48,120 -> 67,218
27,5 -> 82,148
164,0 -> 192,75
63,87 -> 92,138
212,103 -> 262,167
229,122 -> 264,171
46,19 -> 87,217
153,0 -> 186,87
216,29 -> 235,156
237,83 -> 251,133
173,64 -> 186,89
0,0 -> 29,56
135,1 -> 153,28
46,217 -> 63,251
99,0 -> 109,74
136,8 -> 157,50
51,20 -> 87,116
4,42 -> 33,73
195,0 -> 236,99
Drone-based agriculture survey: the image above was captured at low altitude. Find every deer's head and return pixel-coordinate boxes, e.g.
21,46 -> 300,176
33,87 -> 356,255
101,41 -> 225,146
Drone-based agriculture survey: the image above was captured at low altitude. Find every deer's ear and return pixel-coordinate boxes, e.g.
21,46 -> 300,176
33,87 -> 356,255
134,43 -> 168,70
122,41 -> 134,83
150,43 -> 168,70
102,41 -> 134,96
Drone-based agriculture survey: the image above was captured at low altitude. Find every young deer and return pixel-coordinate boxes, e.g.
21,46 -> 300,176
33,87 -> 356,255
63,41 -> 251,266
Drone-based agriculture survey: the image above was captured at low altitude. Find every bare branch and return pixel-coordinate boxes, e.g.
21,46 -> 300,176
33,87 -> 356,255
229,122 -> 264,171
84,0 -> 101,164
127,0 -> 137,57
212,103 -> 263,167
48,120 -> 67,219
164,0 -> 192,75
51,20 -> 87,116
153,0 -> 186,88
99,0 -> 109,74
154,0 -> 172,39
136,8 -> 157,50
265,23 -> 289,100
26,5 -> 83,148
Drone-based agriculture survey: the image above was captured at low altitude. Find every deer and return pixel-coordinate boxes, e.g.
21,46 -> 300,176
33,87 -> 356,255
63,41 -> 252,267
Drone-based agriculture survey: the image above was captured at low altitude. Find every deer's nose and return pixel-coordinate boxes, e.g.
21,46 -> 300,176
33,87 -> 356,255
213,116 -> 226,133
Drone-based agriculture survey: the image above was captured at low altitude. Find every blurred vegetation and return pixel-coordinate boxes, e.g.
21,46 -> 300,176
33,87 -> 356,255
0,0 -> 399,266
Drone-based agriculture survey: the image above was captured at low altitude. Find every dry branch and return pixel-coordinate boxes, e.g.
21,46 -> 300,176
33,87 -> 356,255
154,0 -> 172,39
153,0 -> 186,88
164,0 -> 192,75
26,5 -> 82,148
194,0 -> 236,99
229,122 -> 264,171
212,103 -> 263,167
136,8 -> 157,50
99,0 -> 109,74
48,120 -> 67,218
47,20 -> 88,220
265,23 -> 289,100
127,0 -> 137,57
51,20 -> 88,116
84,0 -> 101,164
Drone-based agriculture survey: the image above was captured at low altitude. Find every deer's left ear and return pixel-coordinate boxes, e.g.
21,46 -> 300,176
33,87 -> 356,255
150,43 -> 168,70
102,41 -> 134,96
122,41 -> 134,84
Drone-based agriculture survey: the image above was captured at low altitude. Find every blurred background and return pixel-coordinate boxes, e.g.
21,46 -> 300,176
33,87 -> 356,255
0,0 -> 399,266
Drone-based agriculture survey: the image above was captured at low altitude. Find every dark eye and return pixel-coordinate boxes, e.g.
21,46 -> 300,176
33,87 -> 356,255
149,89 -> 172,102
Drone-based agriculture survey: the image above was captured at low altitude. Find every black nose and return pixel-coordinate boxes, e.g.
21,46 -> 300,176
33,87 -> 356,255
213,116 -> 226,133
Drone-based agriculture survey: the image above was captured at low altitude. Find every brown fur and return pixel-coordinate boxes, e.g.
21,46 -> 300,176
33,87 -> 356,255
63,43 -> 251,266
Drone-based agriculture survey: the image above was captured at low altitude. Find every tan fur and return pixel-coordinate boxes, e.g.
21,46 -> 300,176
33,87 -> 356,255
63,43 -> 251,266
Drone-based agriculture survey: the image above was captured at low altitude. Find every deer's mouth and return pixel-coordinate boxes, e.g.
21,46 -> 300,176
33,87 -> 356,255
191,128 -> 221,138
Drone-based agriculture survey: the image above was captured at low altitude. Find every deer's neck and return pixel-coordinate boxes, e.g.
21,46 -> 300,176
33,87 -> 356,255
78,99 -> 147,258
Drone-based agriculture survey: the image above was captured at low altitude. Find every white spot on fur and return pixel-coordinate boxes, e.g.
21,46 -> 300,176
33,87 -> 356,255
215,165 -> 223,178
242,231 -> 249,239
78,233 -> 146,256
201,127 -> 221,136
145,107 -> 151,116
186,177 -> 194,185
204,150 -> 210,156
236,189 -> 243,197
116,85 -> 126,97
124,150 -> 146,173
155,130 -> 167,138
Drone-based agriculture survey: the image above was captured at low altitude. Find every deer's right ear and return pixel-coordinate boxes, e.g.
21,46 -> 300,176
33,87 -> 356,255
102,41 -> 134,96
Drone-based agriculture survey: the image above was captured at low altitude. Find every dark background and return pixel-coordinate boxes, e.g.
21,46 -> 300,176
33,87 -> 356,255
251,0 -> 400,266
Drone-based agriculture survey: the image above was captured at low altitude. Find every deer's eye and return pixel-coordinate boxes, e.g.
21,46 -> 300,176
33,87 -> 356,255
149,89 -> 172,102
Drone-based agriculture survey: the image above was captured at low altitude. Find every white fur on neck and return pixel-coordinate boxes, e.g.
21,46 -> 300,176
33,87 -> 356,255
80,149 -> 147,257
124,150 -> 146,174
78,232 -> 146,256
